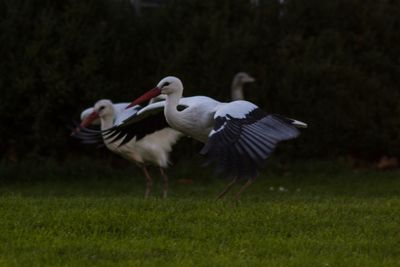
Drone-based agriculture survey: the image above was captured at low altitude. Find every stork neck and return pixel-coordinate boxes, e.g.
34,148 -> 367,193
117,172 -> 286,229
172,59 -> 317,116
99,115 -> 114,130
164,92 -> 182,125
99,107 -> 116,131
231,84 -> 244,100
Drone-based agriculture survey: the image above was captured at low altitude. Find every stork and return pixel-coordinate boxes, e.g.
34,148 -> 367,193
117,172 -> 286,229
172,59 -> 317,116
231,72 -> 255,100
104,77 -> 307,200
73,99 -> 182,198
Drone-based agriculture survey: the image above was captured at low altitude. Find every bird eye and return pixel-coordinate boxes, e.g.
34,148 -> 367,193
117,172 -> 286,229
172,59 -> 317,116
162,82 -> 170,87
99,106 -> 105,111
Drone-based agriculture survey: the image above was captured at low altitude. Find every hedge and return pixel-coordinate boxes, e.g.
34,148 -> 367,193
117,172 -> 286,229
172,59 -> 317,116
1,0 -> 400,161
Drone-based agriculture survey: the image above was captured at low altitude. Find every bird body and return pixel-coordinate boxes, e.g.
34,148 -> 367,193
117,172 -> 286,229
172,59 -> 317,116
164,96 -> 220,143
80,101 -> 180,167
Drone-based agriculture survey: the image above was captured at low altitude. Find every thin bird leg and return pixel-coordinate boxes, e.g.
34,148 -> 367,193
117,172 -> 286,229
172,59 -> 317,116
216,177 -> 238,200
141,165 -> 153,199
159,168 -> 168,199
234,178 -> 254,200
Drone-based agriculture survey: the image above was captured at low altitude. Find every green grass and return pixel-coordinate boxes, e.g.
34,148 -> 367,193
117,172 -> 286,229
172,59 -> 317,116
0,159 -> 399,266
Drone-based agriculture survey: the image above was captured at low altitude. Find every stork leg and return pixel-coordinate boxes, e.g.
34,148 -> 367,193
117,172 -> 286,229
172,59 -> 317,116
216,177 -> 238,200
159,167 -> 168,199
141,165 -> 153,199
234,178 -> 254,200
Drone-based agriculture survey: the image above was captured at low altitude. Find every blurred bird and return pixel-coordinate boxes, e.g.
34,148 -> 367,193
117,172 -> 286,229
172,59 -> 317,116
73,99 -> 182,198
230,72 -> 255,101
104,77 -> 307,200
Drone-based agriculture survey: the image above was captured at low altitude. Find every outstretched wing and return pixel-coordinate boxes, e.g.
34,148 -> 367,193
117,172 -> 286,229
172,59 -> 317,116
103,101 -> 188,146
200,100 -> 304,178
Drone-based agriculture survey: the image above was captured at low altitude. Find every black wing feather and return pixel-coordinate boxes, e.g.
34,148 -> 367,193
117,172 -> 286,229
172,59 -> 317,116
71,126 -> 104,146
103,105 -> 188,145
200,109 -> 301,178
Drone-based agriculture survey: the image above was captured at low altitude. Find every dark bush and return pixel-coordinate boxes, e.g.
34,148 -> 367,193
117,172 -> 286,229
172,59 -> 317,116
1,0 -> 400,161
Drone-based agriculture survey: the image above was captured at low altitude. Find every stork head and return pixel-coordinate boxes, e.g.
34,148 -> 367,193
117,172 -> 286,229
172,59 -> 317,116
93,99 -> 114,118
126,76 -> 183,108
157,76 -> 183,95
233,72 -> 255,85
80,99 -> 114,128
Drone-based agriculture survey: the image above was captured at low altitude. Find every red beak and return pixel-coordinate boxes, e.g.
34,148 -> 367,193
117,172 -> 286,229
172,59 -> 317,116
71,110 -> 99,136
80,111 -> 99,128
125,87 -> 162,109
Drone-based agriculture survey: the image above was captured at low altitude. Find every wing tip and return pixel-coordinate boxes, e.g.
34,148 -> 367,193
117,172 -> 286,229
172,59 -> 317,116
292,120 -> 308,128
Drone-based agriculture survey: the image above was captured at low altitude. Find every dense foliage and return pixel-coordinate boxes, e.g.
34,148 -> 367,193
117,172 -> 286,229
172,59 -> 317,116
1,0 -> 400,160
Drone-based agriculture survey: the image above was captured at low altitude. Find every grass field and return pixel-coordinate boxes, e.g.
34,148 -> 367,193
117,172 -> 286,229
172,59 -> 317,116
0,159 -> 399,266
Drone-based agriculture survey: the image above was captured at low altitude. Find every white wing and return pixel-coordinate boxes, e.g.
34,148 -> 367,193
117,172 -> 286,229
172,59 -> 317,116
113,103 -> 140,126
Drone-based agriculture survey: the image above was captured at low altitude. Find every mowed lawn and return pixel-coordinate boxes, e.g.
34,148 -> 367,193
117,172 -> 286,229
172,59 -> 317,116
0,159 -> 399,267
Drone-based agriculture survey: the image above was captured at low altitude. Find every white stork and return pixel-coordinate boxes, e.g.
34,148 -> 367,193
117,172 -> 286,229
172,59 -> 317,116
73,99 -> 182,198
105,76 -> 307,200
231,72 -> 255,101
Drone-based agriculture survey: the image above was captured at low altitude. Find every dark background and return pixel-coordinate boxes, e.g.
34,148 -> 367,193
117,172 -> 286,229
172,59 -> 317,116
1,0 -> 400,162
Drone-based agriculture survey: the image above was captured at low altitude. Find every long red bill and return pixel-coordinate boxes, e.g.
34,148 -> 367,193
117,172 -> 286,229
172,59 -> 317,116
70,111 -> 99,136
80,111 -> 99,128
125,87 -> 162,109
